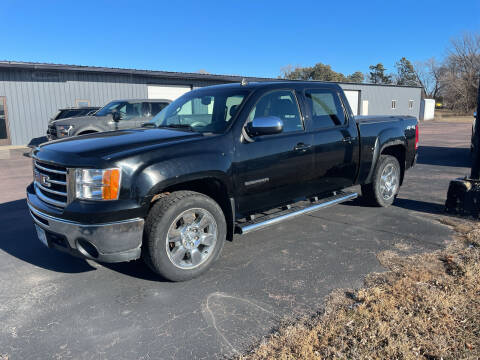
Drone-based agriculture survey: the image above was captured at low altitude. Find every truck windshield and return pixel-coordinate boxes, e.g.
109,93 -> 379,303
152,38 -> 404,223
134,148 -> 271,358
95,101 -> 128,117
150,88 -> 250,133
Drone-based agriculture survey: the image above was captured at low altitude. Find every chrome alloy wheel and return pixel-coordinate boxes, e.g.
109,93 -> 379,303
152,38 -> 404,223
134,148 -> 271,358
380,163 -> 399,200
165,208 -> 218,269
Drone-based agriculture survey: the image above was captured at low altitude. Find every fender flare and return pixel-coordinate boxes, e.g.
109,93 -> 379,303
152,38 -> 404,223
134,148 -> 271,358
364,128 -> 407,184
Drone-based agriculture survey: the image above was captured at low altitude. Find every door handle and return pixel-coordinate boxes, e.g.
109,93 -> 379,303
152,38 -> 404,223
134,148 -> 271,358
342,137 -> 352,143
294,143 -> 312,152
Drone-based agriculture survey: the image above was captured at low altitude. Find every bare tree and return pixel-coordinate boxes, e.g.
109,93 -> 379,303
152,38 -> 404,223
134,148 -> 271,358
413,58 -> 444,99
441,32 -> 480,113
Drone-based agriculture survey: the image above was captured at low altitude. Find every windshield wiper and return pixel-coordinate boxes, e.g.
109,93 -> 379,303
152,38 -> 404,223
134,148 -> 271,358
158,124 -> 194,131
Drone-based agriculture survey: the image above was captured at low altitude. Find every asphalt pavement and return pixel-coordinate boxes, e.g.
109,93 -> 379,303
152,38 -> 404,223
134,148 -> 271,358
0,121 -> 472,359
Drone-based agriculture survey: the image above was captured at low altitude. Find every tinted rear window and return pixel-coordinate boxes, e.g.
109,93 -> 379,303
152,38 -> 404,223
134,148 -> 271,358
304,89 -> 346,129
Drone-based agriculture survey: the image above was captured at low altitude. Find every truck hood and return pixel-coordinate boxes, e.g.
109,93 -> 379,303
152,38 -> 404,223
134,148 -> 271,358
49,115 -> 108,126
34,128 -> 203,166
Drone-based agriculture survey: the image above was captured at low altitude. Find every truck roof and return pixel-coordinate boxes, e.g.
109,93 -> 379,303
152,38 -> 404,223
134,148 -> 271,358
111,99 -> 172,103
192,81 -> 343,92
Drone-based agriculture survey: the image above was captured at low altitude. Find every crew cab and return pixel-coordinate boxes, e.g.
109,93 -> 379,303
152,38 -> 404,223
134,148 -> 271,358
27,81 -> 418,281
47,99 -> 170,140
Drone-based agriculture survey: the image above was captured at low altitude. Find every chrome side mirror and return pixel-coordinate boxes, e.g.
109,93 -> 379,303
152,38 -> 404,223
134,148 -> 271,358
112,111 -> 121,122
246,116 -> 283,136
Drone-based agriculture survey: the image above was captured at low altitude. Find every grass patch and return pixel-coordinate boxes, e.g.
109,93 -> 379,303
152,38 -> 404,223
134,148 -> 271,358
240,218 -> 480,360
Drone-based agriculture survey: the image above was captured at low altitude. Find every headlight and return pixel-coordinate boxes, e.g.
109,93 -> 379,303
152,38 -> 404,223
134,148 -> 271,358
75,168 -> 121,200
57,125 -> 73,138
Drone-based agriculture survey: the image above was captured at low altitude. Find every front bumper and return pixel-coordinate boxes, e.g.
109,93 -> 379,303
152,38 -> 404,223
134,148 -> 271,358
28,202 -> 144,263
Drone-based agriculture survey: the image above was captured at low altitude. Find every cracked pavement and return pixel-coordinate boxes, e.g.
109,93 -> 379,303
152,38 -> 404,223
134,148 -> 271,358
0,121 -> 472,359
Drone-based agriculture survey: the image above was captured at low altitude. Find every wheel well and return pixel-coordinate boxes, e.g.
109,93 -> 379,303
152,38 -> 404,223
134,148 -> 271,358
153,178 -> 234,241
381,145 -> 406,185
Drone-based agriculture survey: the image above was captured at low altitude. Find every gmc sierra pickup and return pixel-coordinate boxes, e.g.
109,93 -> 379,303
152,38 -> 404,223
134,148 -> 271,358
27,81 -> 418,281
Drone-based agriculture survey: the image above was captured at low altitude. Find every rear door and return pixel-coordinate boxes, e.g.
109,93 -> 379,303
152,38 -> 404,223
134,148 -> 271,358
234,89 -> 315,214
302,88 -> 359,193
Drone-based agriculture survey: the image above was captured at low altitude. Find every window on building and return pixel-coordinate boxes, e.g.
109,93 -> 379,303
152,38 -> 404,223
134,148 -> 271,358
76,99 -> 90,107
408,100 -> 414,109
391,100 -> 397,109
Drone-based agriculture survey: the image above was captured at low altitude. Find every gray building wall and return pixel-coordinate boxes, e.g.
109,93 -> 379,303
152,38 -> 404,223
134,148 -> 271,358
0,69 -> 229,145
338,83 -> 422,118
0,66 -> 423,145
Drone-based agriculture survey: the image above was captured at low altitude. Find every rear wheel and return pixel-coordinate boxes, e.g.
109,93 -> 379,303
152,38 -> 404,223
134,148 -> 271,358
361,155 -> 401,207
143,191 -> 226,281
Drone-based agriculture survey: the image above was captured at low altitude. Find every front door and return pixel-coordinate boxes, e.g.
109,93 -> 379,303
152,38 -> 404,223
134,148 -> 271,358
0,97 -> 10,145
234,89 -> 314,215
117,102 -> 144,129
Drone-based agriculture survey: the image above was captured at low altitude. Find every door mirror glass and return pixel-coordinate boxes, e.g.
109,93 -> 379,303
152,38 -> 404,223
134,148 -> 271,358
246,116 -> 283,136
112,111 -> 121,122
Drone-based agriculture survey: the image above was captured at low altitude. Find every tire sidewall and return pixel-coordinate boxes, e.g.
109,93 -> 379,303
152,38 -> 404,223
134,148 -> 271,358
373,155 -> 401,207
146,194 -> 226,281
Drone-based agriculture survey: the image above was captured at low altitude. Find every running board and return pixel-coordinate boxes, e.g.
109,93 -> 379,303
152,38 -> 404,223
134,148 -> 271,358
235,191 -> 358,235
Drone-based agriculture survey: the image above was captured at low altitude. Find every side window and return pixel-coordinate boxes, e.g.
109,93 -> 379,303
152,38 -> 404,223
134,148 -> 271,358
304,89 -> 346,129
247,90 -> 303,133
150,102 -> 169,116
118,103 -> 142,120
142,102 -> 152,117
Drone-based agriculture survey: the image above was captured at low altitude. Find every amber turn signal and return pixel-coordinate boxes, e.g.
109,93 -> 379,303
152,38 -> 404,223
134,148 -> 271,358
102,169 -> 121,200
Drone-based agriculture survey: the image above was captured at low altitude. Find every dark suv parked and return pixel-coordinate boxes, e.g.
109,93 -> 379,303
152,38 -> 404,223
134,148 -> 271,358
47,99 -> 170,140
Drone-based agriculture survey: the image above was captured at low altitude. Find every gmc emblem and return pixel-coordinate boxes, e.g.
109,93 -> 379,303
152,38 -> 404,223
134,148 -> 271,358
34,170 -> 51,188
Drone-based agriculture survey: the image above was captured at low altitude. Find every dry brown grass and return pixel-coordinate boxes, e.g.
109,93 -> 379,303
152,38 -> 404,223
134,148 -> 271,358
240,218 -> 480,360
433,109 -> 474,123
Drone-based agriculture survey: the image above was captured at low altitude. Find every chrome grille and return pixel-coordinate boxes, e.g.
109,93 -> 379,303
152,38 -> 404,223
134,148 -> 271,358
33,160 -> 68,208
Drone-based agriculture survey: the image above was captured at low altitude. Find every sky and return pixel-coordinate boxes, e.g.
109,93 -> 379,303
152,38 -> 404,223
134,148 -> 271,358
1,0 -> 479,79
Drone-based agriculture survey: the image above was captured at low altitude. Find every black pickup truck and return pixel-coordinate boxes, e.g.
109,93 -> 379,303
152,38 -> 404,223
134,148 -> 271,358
27,81 -> 418,281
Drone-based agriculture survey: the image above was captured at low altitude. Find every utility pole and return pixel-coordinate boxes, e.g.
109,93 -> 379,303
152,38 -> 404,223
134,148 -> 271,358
445,76 -> 480,217
470,77 -> 480,179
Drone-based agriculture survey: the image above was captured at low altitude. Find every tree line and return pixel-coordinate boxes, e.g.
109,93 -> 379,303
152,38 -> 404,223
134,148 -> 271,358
281,32 -> 480,114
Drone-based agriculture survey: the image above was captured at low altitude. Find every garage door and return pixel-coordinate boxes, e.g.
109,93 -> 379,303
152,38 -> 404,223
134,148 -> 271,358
343,90 -> 360,116
147,85 -> 192,101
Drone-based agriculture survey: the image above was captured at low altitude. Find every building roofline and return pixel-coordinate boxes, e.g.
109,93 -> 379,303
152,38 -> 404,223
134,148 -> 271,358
0,60 -> 271,83
0,60 -> 423,89
336,80 -> 423,89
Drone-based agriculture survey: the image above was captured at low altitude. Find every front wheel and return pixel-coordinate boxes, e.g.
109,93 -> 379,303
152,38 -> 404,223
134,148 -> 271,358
361,155 -> 401,207
143,191 -> 226,281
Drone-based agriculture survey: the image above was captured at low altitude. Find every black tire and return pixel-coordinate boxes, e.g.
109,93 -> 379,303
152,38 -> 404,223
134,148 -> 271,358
143,191 -> 226,281
361,155 -> 401,207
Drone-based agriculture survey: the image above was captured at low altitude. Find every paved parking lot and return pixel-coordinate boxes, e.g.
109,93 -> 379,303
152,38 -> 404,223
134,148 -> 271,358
0,121 -> 472,359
